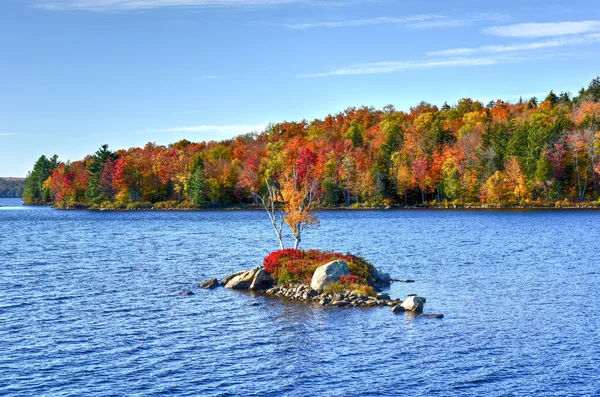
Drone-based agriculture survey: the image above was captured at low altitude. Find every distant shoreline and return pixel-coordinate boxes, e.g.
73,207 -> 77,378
16,202 -> 600,211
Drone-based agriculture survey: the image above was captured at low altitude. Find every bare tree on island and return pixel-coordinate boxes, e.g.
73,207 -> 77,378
252,178 -> 286,250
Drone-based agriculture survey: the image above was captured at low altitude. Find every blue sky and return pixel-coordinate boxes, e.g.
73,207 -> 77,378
1,0 -> 600,176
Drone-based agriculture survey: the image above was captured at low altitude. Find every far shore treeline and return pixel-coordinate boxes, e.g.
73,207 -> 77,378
0,178 -> 25,198
23,77 -> 600,209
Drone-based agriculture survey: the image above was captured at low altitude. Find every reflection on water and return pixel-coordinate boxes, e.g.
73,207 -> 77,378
1,201 -> 599,396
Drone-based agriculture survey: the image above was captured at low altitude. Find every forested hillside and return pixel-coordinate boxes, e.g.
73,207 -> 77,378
23,78 -> 600,209
0,178 -> 25,198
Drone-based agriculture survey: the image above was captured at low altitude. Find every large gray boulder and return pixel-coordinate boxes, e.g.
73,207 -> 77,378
221,270 -> 246,286
310,260 -> 350,290
249,268 -> 274,291
400,295 -> 426,313
372,268 -> 391,288
225,267 -> 261,290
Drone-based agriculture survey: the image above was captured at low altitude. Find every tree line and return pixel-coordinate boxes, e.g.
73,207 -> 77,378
0,178 -> 25,198
23,77 -> 600,209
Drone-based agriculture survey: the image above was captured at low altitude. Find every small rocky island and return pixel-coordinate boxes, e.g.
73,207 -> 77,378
198,249 -> 442,318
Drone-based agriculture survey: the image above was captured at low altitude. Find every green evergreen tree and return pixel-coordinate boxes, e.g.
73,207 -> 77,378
22,155 -> 58,204
343,120 -> 364,148
86,144 -> 118,204
189,157 -> 206,206
545,90 -> 559,105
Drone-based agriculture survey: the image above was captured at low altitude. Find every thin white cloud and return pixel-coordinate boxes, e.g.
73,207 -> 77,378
0,133 -> 19,137
299,57 -> 503,78
428,34 -> 600,57
136,124 -> 267,135
284,14 -> 446,29
36,0 -> 303,11
284,12 -> 508,30
485,20 -> 600,38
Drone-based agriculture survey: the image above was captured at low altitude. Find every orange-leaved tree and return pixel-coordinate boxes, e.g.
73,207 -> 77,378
280,147 -> 320,249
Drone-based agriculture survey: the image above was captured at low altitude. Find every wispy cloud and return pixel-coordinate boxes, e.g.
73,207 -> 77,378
135,123 -> 266,136
284,14 -> 445,29
428,34 -> 600,57
0,133 -> 19,137
485,20 -> 600,38
284,12 -> 508,30
299,57 -> 505,78
35,0 -> 303,11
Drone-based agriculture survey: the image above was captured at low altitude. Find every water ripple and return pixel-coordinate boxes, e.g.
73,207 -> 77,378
1,199 -> 600,396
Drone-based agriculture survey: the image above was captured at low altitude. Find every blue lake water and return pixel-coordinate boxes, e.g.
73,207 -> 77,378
1,197 -> 599,396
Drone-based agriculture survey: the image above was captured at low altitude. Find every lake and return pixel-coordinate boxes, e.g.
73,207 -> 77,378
1,197 -> 599,396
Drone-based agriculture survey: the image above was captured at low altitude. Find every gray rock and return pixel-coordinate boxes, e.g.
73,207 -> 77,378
310,260 -> 350,290
199,278 -> 219,289
372,267 -> 391,288
319,297 -> 331,305
376,293 -> 390,301
400,295 -> 426,313
180,290 -> 194,296
265,286 -> 280,295
420,313 -> 444,319
249,268 -> 274,291
225,267 -> 261,290
391,305 -> 405,313
221,270 -> 246,286
401,279 -> 415,283
332,293 -> 345,301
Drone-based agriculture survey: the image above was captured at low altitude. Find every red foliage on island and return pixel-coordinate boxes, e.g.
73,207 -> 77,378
263,249 -> 374,285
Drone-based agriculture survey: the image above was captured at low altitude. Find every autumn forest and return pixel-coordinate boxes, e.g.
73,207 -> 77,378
22,77 -> 600,209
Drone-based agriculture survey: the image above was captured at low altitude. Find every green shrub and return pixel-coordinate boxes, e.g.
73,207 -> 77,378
323,282 -> 347,294
154,200 -> 178,210
323,282 -> 376,297
126,201 -> 153,210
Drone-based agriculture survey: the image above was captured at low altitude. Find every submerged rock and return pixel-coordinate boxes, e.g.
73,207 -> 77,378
400,295 -> 426,313
420,313 -> 444,319
310,260 -> 350,290
180,290 -> 194,296
199,278 -> 219,289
